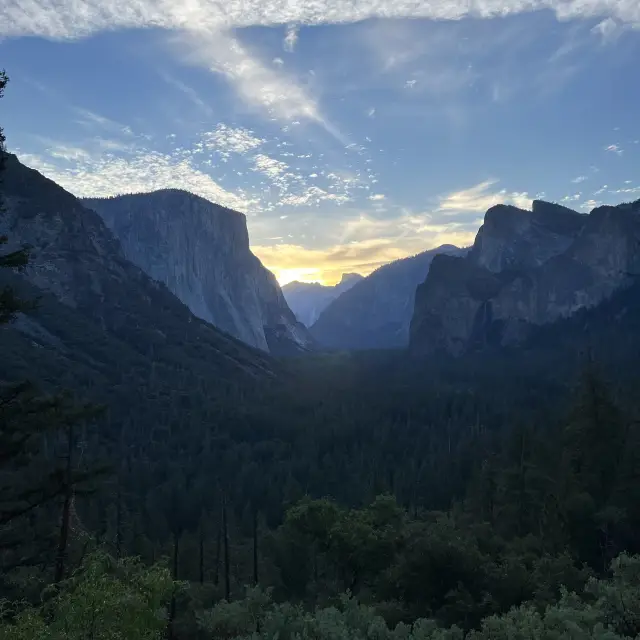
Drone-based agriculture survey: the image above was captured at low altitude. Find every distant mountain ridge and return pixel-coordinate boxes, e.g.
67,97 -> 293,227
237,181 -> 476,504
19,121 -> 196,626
410,198 -> 640,356
310,244 -> 467,350
83,191 -> 312,354
283,273 -> 363,327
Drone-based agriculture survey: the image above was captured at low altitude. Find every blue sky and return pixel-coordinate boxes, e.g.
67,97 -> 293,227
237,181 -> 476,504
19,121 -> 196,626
1,1 -> 639,284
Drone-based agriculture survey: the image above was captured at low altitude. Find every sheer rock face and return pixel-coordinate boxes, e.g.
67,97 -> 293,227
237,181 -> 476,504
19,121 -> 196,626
0,154 -> 272,376
282,273 -> 364,328
310,245 -> 466,350
468,201 -> 585,273
410,199 -> 640,356
83,191 -> 312,353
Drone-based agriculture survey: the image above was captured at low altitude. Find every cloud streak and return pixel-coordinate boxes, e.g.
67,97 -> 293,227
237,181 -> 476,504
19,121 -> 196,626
438,180 -> 532,213
174,29 -> 323,125
159,72 -> 214,116
3,0 -> 640,41
284,25 -> 299,52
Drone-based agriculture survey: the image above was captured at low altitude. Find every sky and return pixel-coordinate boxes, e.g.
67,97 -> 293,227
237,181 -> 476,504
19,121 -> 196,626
1,1 -> 639,285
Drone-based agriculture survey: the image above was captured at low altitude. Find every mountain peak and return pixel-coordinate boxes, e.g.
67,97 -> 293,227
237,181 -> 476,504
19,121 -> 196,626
86,188 -> 247,220
410,196 -> 640,357
470,199 -> 585,273
531,199 -> 579,216
83,190 -> 312,353
283,273 -> 364,327
338,273 -> 364,287
311,244 -> 466,350
0,154 -> 272,377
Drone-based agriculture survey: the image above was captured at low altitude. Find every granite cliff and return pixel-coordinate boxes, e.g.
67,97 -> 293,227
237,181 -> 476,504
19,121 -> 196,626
410,199 -> 640,356
282,273 -> 363,327
0,154 -> 272,379
83,191 -> 312,354
311,245 -> 466,350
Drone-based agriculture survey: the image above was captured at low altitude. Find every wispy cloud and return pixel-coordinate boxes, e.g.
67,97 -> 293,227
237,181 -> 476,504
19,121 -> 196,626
279,186 -> 351,207
73,107 -> 134,137
33,140 -> 93,162
33,133 -> 137,158
159,72 -> 214,116
605,143 -> 624,155
252,153 -> 289,180
283,25 -> 299,52
591,17 -> 624,42
201,124 -> 265,158
572,175 -> 588,183
4,0 -> 638,41
169,28 -> 351,144
16,109 -> 373,219
438,180 -> 532,214
174,30 -> 323,125
6,0 -> 634,142
610,184 -> 640,195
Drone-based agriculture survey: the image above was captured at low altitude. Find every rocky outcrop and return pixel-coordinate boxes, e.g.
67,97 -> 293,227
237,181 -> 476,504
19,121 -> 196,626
410,199 -> 640,356
468,200 -> 585,272
83,191 -> 312,353
310,245 -> 466,350
283,273 -> 363,327
0,153 -> 273,377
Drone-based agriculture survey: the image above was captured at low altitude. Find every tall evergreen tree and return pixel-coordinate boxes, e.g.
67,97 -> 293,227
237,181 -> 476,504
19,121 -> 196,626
0,73 -> 106,582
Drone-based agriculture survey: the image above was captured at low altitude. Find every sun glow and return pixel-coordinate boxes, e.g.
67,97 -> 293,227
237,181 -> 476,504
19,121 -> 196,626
272,268 -> 325,286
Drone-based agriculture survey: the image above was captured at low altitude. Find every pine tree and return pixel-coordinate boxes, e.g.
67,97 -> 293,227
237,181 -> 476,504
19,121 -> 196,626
562,360 -> 628,570
0,71 -> 107,583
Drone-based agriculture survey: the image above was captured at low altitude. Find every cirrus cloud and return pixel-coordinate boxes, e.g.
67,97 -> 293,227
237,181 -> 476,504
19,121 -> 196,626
2,0 -> 640,42
438,179 -> 533,213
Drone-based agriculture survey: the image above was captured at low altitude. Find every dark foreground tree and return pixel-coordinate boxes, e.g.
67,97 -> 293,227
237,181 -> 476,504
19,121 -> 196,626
0,72 -> 107,584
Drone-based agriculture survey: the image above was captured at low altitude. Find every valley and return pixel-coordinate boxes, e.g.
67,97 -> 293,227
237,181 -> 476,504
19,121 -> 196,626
2,69 -> 640,640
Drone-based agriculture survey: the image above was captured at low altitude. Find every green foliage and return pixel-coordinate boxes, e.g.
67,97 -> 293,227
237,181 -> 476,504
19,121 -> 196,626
586,553 -> 640,637
274,495 -> 406,597
197,555 -> 640,640
0,551 -> 174,640
468,593 -> 617,640
198,587 -> 464,640
270,498 -> 596,631
197,586 -> 274,638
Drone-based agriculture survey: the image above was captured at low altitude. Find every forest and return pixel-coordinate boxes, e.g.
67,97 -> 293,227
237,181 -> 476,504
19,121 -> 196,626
2,68 -> 640,639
